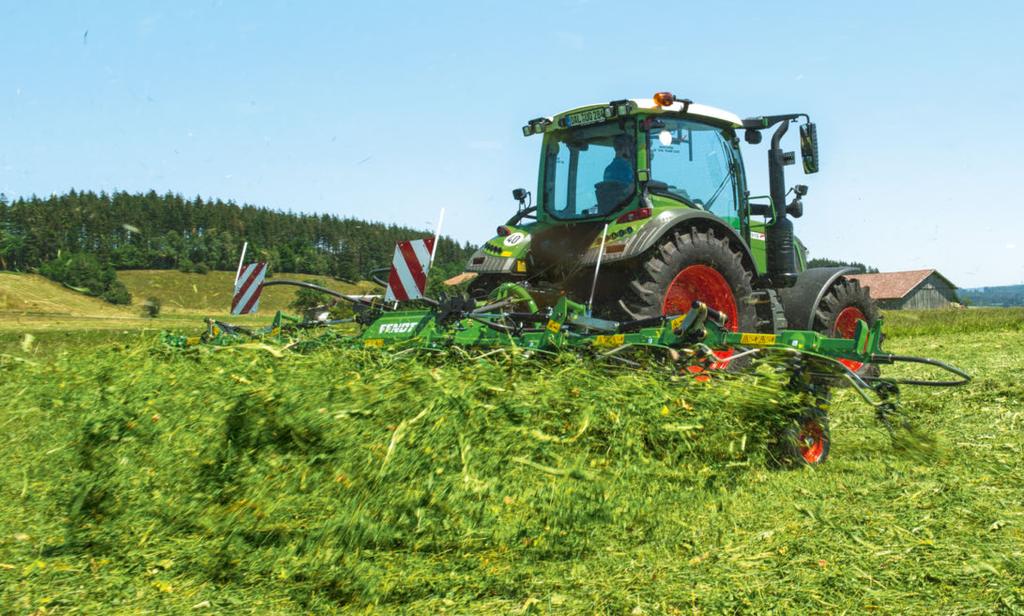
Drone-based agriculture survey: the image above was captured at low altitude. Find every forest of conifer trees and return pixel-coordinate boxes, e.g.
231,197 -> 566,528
0,190 -> 477,282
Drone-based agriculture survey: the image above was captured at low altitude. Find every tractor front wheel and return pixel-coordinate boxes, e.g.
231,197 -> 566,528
466,274 -> 514,301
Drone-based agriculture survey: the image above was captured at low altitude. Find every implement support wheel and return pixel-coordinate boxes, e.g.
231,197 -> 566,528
776,407 -> 831,467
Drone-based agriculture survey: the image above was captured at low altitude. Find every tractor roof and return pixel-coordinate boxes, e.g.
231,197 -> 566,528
624,98 -> 741,127
523,96 -> 742,137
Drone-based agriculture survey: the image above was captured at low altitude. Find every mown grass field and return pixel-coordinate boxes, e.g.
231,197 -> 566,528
0,308 -> 1022,614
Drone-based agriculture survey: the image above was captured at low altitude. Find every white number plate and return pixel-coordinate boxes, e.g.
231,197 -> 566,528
564,108 -> 607,127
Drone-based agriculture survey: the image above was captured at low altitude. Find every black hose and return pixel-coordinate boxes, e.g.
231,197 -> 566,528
870,353 -> 971,387
262,280 -> 377,305
466,314 -> 518,334
617,315 -> 667,332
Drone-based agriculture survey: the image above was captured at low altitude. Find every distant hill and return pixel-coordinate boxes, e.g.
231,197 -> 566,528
0,190 -> 476,281
959,284 -> 1024,307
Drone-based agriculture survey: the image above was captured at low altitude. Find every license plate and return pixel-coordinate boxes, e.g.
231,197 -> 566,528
546,320 -> 562,334
564,107 -> 607,127
363,338 -> 384,348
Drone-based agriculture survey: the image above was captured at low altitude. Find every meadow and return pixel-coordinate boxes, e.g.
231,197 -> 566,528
0,306 -> 1022,614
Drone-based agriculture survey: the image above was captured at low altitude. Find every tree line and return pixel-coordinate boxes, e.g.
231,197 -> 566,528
0,190 -> 477,284
806,258 -> 879,274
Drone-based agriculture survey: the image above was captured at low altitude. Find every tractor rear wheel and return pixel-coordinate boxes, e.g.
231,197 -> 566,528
625,227 -> 761,369
812,277 -> 880,376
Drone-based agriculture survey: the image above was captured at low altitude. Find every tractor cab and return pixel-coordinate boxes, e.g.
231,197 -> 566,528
460,93 -> 876,376
465,95 -> 759,287
537,99 -> 745,230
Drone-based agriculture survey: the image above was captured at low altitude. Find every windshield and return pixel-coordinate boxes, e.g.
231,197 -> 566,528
543,120 -> 636,220
646,118 -> 739,221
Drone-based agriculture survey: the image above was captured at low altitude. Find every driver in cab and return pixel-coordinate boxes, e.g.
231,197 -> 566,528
604,133 -> 635,185
594,133 -> 635,214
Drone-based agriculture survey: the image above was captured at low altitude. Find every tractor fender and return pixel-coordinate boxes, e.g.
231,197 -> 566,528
775,267 -> 856,330
589,208 -> 757,273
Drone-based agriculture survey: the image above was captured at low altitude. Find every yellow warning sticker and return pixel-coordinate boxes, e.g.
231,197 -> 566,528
594,334 -> 625,347
670,315 -> 686,331
363,338 -> 384,348
546,320 -> 562,334
740,333 -> 777,346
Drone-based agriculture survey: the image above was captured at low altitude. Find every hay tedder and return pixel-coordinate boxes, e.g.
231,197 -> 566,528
164,93 -> 970,466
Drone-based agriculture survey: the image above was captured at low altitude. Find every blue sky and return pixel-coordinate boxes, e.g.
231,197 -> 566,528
1,1 -> 1021,287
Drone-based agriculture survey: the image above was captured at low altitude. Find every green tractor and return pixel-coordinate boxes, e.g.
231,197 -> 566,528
460,91 -> 878,372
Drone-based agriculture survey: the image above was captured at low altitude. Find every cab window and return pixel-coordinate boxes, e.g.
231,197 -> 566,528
646,118 -> 739,224
543,121 -> 636,220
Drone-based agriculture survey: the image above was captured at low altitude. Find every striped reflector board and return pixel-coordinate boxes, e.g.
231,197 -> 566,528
231,262 -> 268,315
384,238 -> 435,302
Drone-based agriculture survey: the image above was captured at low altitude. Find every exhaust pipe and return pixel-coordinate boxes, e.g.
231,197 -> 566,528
766,121 -> 799,288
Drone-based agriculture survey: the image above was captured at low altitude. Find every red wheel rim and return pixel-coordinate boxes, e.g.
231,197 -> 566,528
662,265 -> 738,370
799,419 -> 826,464
832,306 -> 866,372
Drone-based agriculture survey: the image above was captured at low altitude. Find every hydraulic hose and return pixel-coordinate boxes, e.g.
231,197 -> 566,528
870,354 -> 972,387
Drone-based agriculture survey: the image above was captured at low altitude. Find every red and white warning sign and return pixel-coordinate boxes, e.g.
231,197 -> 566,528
231,262 -> 268,315
384,238 -> 435,302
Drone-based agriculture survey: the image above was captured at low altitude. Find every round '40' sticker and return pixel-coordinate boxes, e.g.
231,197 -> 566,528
503,232 -> 528,247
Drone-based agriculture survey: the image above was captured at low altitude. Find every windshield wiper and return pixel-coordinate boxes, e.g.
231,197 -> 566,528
702,173 -> 732,211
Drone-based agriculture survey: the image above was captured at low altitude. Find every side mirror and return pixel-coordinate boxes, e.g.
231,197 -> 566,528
799,122 -> 819,174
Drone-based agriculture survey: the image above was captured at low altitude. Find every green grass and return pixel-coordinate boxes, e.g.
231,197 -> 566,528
117,270 -> 378,315
0,310 -> 1022,613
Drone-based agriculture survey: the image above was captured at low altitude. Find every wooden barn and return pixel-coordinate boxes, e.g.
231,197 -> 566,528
846,269 -> 959,310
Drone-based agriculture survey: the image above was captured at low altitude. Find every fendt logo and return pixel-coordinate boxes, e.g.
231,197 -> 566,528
378,322 -> 419,334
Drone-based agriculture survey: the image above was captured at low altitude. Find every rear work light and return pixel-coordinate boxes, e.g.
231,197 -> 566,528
616,207 -> 652,224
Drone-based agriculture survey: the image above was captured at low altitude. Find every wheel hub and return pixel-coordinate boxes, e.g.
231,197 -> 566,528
662,265 -> 739,370
832,306 -> 867,372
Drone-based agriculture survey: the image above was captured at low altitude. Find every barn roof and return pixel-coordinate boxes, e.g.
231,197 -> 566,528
845,269 -> 956,300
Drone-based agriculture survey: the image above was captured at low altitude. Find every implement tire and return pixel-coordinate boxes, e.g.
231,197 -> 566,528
775,407 -> 831,467
624,226 -> 762,370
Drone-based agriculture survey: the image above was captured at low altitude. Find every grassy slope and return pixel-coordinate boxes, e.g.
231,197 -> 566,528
0,271 -> 378,338
0,309 -> 1021,614
0,272 -> 136,318
0,272 -> 193,335
117,270 -> 377,315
